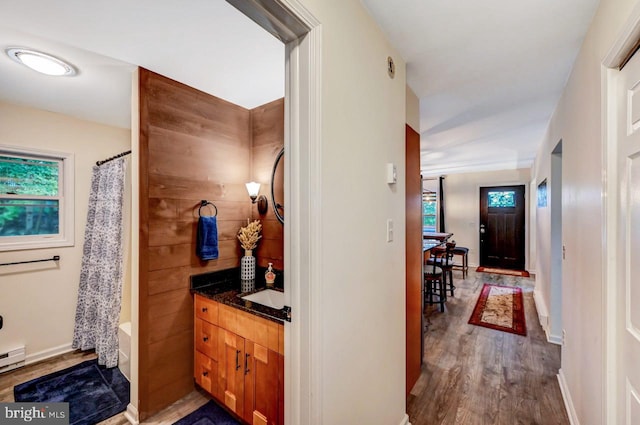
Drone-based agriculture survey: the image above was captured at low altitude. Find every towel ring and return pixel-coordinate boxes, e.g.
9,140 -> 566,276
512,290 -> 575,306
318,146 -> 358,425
198,200 -> 218,217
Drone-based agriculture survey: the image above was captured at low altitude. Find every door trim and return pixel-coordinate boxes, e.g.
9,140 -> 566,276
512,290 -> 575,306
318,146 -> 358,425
226,1 -> 323,424
477,182 -> 528,270
602,3 -> 640,424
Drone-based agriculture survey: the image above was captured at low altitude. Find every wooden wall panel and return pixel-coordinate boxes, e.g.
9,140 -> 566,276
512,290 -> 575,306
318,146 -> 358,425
138,68 -> 252,420
250,98 -> 285,270
405,124 -> 423,397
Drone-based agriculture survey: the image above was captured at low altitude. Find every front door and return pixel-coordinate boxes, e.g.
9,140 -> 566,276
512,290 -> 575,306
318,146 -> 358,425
479,185 -> 525,270
614,46 -> 640,424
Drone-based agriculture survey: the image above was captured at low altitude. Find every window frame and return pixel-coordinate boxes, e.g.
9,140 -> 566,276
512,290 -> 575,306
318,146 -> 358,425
0,145 -> 74,251
422,190 -> 438,233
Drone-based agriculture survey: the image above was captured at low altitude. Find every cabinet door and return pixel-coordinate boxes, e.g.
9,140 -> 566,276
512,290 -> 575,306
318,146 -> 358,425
195,318 -> 218,360
194,350 -> 217,395
219,328 -> 245,417
244,341 -> 280,425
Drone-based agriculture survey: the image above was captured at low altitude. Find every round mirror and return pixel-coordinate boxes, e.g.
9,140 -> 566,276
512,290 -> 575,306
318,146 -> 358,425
271,147 -> 284,224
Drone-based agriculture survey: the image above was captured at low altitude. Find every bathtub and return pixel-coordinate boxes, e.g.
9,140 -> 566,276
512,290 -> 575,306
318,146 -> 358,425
118,322 -> 131,380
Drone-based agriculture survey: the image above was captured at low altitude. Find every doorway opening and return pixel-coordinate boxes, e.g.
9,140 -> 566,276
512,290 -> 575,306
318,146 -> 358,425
479,185 -> 526,270
549,141 -> 563,344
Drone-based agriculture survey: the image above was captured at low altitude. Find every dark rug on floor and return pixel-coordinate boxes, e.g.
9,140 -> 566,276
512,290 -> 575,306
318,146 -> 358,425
14,359 -> 129,425
173,400 -> 239,425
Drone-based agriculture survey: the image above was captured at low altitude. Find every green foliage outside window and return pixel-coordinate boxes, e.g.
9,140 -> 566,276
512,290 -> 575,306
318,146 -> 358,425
0,155 -> 60,237
423,190 -> 437,231
423,201 -> 436,227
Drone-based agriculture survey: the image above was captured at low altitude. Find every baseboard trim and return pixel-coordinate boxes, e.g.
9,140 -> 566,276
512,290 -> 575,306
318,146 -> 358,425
547,332 -> 563,345
124,403 -> 139,425
25,343 -> 74,365
398,413 -> 411,425
533,290 -> 549,332
558,369 -> 580,425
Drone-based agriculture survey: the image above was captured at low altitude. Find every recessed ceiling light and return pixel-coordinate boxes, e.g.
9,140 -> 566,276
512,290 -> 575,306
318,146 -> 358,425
5,48 -> 77,76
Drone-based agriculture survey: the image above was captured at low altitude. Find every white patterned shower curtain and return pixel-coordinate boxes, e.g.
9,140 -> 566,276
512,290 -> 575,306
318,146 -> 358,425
72,158 -> 126,368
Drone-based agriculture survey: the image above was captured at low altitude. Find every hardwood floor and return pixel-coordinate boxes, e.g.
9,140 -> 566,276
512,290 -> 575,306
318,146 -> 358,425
407,271 -> 569,425
0,350 -> 211,425
1,270 -> 567,425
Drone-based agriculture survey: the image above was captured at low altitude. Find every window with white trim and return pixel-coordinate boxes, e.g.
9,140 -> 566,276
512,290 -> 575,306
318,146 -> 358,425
0,146 -> 74,251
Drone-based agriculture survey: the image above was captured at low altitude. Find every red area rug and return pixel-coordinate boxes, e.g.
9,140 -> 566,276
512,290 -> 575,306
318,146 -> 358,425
476,266 -> 530,277
468,283 -> 527,336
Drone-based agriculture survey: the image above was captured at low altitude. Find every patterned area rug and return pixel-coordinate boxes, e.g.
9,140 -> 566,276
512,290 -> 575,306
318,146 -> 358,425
476,266 -> 530,277
14,359 -> 129,425
468,283 -> 527,336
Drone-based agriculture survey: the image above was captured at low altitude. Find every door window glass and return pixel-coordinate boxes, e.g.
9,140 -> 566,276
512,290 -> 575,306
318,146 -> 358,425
487,190 -> 515,208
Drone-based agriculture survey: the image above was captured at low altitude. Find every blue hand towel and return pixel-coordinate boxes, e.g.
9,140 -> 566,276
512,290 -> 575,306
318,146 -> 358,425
196,216 -> 219,260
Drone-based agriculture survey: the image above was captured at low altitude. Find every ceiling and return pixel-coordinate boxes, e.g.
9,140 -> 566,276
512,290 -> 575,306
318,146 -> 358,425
0,0 -> 284,129
1,1 -> 601,175
362,0 -> 601,175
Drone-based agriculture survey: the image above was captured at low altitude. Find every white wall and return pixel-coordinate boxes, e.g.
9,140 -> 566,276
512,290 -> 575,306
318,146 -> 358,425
533,0 -> 638,423
0,101 -> 131,363
406,85 -> 420,132
442,168 -> 532,268
298,1 -> 408,424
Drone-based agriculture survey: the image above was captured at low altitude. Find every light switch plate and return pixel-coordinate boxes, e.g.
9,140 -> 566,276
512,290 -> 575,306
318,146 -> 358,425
386,219 -> 394,242
386,163 -> 397,184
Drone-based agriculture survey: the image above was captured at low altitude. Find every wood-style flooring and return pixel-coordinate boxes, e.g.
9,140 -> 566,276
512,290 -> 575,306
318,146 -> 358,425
0,270 -> 567,425
407,271 -> 569,425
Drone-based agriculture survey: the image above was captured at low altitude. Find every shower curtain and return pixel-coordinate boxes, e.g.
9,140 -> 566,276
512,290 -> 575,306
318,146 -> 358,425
72,158 -> 126,368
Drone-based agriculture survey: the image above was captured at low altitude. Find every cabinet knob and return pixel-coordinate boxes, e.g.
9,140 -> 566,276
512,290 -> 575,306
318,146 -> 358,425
202,307 -> 208,313
203,335 -> 209,342
203,371 -> 208,377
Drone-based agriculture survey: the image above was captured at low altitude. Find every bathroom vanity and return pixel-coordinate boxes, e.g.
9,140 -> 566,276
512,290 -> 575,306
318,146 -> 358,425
191,269 -> 285,425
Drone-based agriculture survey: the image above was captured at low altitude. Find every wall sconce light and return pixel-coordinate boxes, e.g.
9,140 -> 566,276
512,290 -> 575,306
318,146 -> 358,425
246,181 -> 268,215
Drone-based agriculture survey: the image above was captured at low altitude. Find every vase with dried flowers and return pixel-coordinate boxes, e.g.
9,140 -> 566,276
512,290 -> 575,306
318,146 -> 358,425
238,218 -> 262,282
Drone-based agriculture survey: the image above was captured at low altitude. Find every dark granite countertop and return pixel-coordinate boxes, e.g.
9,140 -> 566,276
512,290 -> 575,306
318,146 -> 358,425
190,267 -> 287,324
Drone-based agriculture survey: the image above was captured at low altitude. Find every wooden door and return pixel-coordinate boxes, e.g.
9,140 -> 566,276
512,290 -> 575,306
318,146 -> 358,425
614,49 -> 640,424
405,124 -> 422,396
244,341 -> 280,425
219,329 -> 245,417
479,185 -> 525,270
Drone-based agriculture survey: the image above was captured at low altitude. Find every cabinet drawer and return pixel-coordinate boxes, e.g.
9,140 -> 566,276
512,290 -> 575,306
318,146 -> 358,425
195,295 -> 219,324
195,318 -> 218,360
195,350 -> 216,395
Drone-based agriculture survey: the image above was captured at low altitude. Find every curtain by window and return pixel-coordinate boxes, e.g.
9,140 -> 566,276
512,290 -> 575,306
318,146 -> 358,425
72,158 -> 126,367
438,176 -> 446,232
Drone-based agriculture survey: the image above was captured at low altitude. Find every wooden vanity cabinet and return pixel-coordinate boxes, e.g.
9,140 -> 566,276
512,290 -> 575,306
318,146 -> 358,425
244,341 -> 280,425
219,328 -> 246,416
194,294 -> 284,425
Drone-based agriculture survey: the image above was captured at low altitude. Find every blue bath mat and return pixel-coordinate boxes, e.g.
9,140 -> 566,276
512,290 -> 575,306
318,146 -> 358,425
14,359 -> 129,425
173,400 -> 239,425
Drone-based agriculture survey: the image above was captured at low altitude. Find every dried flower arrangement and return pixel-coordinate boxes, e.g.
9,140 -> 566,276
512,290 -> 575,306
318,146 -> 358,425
237,218 -> 262,253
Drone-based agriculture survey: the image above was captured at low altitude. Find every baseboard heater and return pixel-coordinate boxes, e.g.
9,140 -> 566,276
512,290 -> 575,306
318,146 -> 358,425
0,346 -> 26,374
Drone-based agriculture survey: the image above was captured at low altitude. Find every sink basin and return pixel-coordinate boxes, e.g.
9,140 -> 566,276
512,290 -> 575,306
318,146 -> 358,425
241,289 -> 284,310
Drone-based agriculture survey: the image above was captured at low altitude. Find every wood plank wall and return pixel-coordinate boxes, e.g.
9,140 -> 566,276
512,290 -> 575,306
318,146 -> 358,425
250,99 -> 284,270
138,68 -> 252,419
138,69 -> 285,419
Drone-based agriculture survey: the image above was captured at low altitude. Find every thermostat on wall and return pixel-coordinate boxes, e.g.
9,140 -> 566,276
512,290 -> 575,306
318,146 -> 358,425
386,163 -> 397,184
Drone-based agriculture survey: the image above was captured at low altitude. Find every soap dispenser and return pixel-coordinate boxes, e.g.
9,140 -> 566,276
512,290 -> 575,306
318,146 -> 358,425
265,263 -> 276,287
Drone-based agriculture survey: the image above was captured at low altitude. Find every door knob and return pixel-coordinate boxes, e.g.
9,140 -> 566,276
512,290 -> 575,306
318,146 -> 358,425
480,224 -> 485,234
